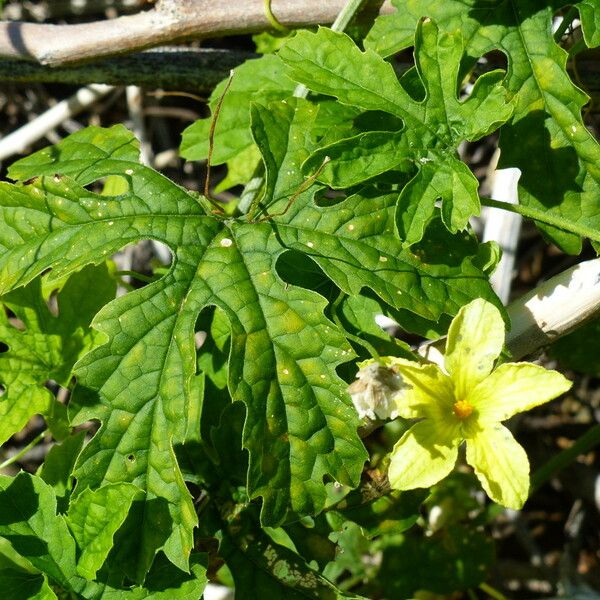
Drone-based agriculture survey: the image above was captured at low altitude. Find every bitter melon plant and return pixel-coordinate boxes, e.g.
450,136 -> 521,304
0,1 -> 598,597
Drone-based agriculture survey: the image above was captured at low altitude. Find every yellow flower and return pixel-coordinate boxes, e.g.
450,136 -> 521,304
386,298 -> 572,509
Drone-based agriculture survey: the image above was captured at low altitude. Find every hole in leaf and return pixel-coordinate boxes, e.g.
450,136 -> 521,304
552,6 -> 581,45
465,50 -> 508,100
113,239 -> 173,291
276,251 -> 338,300
127,454 -> 136,462
195,305 -> 230,384
82,175 -> 131,195
313,188 -> 347,208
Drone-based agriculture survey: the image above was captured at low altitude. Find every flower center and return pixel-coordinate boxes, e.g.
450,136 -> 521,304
452,399 -> 474,420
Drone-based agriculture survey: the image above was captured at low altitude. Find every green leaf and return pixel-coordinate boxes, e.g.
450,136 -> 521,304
0,472 -> 78,590
364,5 -> 417,58
37,431 -> 86,511
0,472 -> 207,598
363,1 -> 600,253
250,99 -> 499,325
0,264 -> 115,445
279,27 -> 408,116
303,130 -> 411,189
214,145 -> 261,193
377,524 -> 495,597
577,1 -> 600,47
322,521 -> 375,587
0,116 -> 498,581
139,552 -> 208,600
0,125 -> 367,576
179,54 -> 296,179
329,490 -> 425,539
254,30 -> 298,54
337,293 -> 413,359
0,570 -> 56,600
549,315 -> 600,375
282,519 -> 337,571
396,159 -> 480,245
67,483 -> 142,579
250,98 -> 319,210
279,22 -> 513,244
222,513 -> 365,599
269,186 -> 500,323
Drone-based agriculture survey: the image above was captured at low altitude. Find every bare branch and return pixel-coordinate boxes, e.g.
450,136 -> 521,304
0,48 -> 254,92
2,0 -> 148,21
0,84 -> 114,162
507,258 -> 600,360
0,0 -> 394,66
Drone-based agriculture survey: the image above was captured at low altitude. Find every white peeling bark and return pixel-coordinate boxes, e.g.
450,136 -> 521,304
506,258 -> 600,359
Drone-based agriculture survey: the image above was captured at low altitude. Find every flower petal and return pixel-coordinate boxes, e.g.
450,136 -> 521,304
385,357 -> 455,420
469,363 -> 572,424
466,424 -> 529,509
388,419 -> 461,490
445,298 -> 505,400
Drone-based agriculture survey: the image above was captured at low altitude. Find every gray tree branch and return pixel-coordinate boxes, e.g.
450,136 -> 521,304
0,48 -> 254,92
0,0 -> 393,66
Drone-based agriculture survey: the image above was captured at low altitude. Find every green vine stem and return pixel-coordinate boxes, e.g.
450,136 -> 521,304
330,0 -> 370,34
553,6 -> 579,43
530,423 -> 600,492
481,197 -> 600,245
263,0 -> 288,33
0,430 -> 48,470
479,582 -> 509,600
113,270 -> 157,284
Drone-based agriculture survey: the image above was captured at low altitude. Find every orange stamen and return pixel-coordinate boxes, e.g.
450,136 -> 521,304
453,400 -> 474,420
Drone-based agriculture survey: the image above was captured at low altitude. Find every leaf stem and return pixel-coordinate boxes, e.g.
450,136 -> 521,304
554,6 -> 579,43
480,197 -> 600,245
204,70 -> 233,212
479,582 -> 509,600
530,423 -> 600,492
0,430 -> 48,470
114,270 -> 157,284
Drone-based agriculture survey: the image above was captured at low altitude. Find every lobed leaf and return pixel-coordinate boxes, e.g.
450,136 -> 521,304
0,265 -> 115,445
66,483 -> 142,579
0,112 -> 499,582
363,0 -> 600,253
0,125 -> 368,576
576,0 -> 600,47
0,472 -> 207,598
252,99 -> 500,322
0,472 -> 78,591
279,21 -> 513,244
